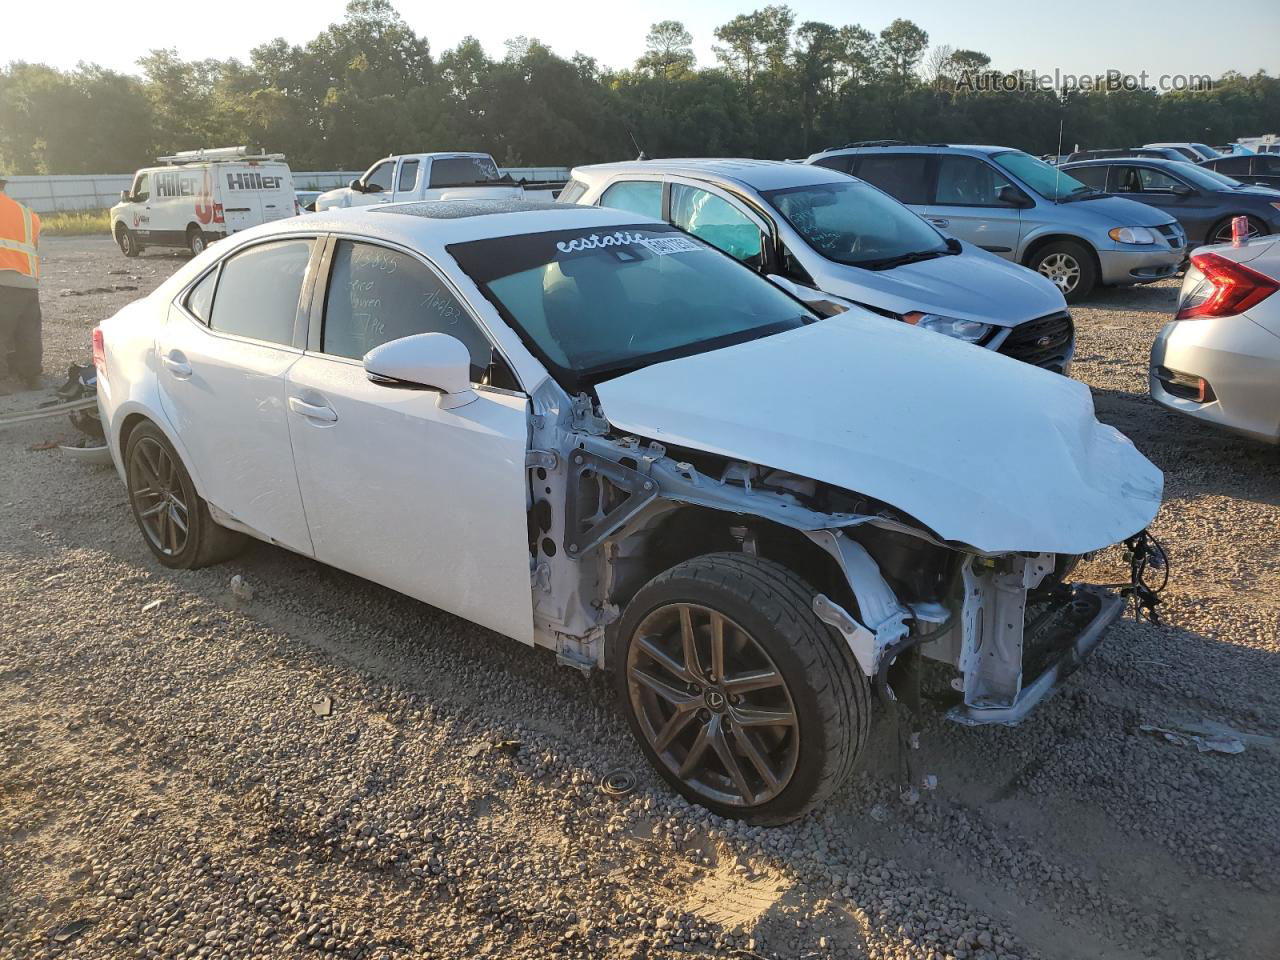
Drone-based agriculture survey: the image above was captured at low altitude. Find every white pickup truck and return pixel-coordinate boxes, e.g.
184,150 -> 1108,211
313,152 -> 525,211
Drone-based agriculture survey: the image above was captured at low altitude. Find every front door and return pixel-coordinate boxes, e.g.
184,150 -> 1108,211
1109,164 -> 1217,245
156,237 -> 317,554
925,155 -> 1023,258
284,238 -> 534,643
352,160 -> 396,207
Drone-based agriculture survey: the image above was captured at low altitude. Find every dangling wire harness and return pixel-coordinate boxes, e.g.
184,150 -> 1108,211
1110,529 -> 1170,624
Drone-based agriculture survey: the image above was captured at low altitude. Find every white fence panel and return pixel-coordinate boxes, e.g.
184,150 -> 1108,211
7,167 -> 572,214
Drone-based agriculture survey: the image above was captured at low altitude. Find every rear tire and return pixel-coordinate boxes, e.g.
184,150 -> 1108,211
118,228 -> 142,258
612,552 -> 870,825
124,421 -> 246,569
186,226 -> 207,257
1028,239 -> 1096,302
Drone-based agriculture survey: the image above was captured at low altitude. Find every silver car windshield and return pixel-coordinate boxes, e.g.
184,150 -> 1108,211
993,151 -> 1091,201
449,225 -> 812,386
761,180 -> 948,268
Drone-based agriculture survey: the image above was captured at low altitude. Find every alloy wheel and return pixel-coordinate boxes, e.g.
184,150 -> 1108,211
1213,219 -> 1260,244
1038,252 -> 1081,294
626,603 -> 799,807
128,436 -> 190,556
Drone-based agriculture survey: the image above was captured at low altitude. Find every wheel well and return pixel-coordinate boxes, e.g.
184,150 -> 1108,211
118,412 -> 150,457
609,505 -> 859,616
1206,214 -> 1261,244
186,223 -> 202,237
1022,233 -> 1099,275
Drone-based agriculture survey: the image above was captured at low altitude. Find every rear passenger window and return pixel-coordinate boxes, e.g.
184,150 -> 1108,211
852,155 -> 932,204
185,269 -> 217,324
600,180 -> 663,220
209,240 -> 311,345
397,160 -> 419,192
322,241 -> 513,386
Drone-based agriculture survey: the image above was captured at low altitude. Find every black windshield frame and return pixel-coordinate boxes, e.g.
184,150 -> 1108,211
448,223 -> 814,392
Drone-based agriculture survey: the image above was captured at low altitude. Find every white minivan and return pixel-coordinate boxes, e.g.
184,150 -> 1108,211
111,147 -> 298,258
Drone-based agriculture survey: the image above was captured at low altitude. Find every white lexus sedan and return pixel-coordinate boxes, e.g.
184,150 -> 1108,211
94,199 -> 1163,823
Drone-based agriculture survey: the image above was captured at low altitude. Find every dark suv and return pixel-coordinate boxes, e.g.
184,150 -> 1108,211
1199,154 -> 1280,190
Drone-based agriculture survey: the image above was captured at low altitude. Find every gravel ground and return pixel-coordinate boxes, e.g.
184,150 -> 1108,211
1,237 -> 1277,960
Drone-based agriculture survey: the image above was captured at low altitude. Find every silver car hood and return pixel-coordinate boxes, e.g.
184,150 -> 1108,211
811,247 -> 1066,328
595,312 -> 1162,555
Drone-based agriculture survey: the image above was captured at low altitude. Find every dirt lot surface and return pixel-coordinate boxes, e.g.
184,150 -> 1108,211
2,236 -> 1277,960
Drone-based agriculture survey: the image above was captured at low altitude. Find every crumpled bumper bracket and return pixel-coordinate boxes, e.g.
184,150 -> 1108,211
947,585 -> 1123,727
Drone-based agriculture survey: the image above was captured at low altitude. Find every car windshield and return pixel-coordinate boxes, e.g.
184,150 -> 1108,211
449,224 -> 812,386
761,180 -> 948,267
992,150 -> 1091,201
1191,142 -> 1221,159
429,156 -> 504,188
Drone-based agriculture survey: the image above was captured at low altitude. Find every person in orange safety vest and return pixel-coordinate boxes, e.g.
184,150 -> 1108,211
0,175 -> 42,392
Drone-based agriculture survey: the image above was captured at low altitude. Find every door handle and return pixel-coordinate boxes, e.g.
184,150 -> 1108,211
288,396 -> 338,422
927,217 -> 950,228
162,351 -> 192,378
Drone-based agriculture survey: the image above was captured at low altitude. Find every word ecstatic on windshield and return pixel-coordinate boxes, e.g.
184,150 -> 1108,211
555,231 -> 701,256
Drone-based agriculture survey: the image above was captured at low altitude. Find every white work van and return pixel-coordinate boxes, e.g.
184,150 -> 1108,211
313,152 -> 524,211
111,147 -> 298,257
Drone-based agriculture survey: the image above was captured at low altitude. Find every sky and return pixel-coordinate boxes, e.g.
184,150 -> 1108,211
3,0 -> 1278,81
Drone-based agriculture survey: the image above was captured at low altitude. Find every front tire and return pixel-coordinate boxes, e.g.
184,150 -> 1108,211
612,553 -> 870,824
1029,239 -> 1096,301
186,226 -> 207,256
118,228 -> 142,258
124,422 -> 245,569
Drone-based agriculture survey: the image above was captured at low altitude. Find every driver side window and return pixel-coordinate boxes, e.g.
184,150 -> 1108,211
670,184 -> 764,268
321,240 -> 517,389
132,173 -> 150,202
935,156 -> 1014,206
1137,168 -> 1184,192
363,161 -> 395,194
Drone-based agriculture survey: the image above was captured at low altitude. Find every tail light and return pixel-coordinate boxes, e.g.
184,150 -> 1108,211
1175,251 -> 1279,320
92,326 -> 106,380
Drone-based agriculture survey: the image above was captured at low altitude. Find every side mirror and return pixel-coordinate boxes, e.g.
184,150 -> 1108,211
363,333 -> 476,409
998,185 -> 1031,208
349,179 -> 363,192
1171,184 -> 1195,197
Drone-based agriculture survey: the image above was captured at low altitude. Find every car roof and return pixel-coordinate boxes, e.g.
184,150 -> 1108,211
574,159 -> 848,191
225,199 -> 660,250
814,144 -> 1014,157
1062,156 -> 1191,168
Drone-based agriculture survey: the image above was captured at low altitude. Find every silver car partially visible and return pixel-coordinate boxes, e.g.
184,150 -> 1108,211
1150,237 -> 1280,443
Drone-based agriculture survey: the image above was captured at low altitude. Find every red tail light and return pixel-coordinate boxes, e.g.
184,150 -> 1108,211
92,326 -> 106,380
1176,252 -> 1279,320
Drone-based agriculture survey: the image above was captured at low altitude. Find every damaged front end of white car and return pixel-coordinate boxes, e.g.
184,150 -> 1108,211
518,312 -> 1164,823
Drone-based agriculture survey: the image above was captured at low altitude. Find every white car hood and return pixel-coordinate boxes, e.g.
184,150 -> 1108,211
595,312 -> 1162,555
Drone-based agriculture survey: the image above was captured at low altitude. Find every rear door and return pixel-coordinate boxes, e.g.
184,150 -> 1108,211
392,157 -> 421,202
219,164 -> 266,234
157,237 -> 320,554
257,163 -> 296,223
846,153 -> 935,213
924,154 -> 1023,258
285,237 -> 534,643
